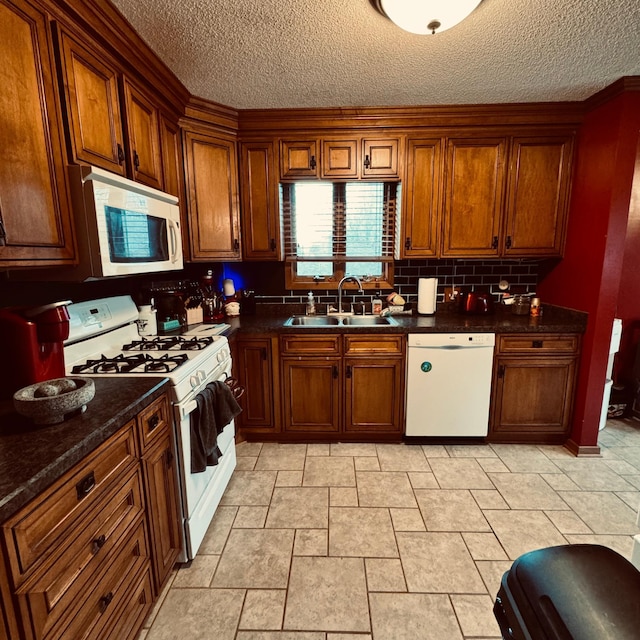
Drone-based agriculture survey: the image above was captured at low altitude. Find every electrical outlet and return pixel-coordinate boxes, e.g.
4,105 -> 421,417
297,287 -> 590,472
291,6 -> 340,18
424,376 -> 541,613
444,287 -> 461,302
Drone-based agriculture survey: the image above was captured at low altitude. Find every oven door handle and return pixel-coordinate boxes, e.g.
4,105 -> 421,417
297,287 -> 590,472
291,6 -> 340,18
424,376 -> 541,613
181,399 -> 198,419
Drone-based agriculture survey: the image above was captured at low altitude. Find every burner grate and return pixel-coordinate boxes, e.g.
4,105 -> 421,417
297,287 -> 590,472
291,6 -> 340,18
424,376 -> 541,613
71,352 -> 189,374
122,335 -> 215,352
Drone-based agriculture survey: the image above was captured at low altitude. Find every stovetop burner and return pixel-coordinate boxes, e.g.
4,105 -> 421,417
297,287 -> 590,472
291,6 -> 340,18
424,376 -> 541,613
71,352 -> 189,374
122,335 -> 215,352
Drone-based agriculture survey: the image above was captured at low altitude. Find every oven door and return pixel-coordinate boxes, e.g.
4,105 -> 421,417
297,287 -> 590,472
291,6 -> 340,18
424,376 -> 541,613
173,363 -> 237,561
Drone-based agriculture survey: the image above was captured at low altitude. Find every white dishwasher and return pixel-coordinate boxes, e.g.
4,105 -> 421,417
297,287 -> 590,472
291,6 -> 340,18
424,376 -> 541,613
405,333 -> 496,437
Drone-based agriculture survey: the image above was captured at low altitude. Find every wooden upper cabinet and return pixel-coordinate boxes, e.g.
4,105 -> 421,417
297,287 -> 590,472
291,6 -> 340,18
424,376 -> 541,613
321,139 -> 359,179
122,78 -> 163,189
503,136 -> 573,257
57,28 -> 126,175
159,116 -> 183,199
280,139 -> 319,179
401,138 -> 443,257
183,129 -> 241,260
442,137 -> 507,257
0,0 -> 76,266
240,141 -> 281,260
362,138 -> 400,178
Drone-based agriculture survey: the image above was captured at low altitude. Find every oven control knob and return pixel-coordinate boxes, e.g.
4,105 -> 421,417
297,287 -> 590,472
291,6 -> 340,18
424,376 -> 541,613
190,375 -> 199,389
217,351 -> 226,363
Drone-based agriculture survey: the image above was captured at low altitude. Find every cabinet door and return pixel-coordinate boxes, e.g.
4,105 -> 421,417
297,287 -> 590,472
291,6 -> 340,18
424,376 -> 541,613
490,356 -> 577,439
142,431 -> 182,591
236,337 -> 278,431
240,141 -> 281,260
184,130 -> 241,260
280,140 -> 319,179
402,139 -> 442,257
362,138 -> 400,178
504,136 -> 573,256
321,139 -> 359,179
442,138 -> 506,256
281,358 -> 341,432
0,0 -> 76,266
122,79 -> 163,189
0,550 -> 19,640
57,28 -> 126,175
345,358 -> 403,432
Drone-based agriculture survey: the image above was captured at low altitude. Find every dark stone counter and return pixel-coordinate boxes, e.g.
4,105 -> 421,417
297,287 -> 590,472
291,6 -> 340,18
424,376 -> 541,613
223,303 -> 588,336
0,377 -> 169,522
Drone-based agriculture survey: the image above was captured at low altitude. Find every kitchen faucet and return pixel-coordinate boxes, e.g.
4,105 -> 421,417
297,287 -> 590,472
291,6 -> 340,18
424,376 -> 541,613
337,275 -> 363,314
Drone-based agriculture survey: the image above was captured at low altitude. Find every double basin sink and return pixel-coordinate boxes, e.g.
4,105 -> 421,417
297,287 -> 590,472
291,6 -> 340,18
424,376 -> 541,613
283,315 -> 398,327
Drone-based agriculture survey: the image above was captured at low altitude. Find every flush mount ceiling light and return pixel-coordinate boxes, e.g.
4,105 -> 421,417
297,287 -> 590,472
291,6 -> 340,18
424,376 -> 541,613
373,0 -> 483,35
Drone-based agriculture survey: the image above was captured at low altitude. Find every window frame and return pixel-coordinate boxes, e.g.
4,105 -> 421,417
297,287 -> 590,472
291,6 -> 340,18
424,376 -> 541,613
281,181 -> 397,290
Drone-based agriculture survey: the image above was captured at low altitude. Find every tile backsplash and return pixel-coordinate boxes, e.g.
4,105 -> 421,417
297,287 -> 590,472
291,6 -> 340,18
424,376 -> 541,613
0,259 -> 540,310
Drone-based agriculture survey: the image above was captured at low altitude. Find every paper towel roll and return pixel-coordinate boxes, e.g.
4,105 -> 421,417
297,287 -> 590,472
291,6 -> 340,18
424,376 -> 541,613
418,278 -> 438,315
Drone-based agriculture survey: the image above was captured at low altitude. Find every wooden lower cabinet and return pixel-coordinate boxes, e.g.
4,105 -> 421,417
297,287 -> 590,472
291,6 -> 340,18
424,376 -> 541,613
489,333 -> 580,443
235,336 -> 280,434
1,392 -> 181,640
280,334 -> 405,439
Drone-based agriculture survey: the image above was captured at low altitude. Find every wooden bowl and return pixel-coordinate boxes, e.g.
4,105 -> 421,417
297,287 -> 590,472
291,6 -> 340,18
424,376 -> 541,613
13,377 -> 95,425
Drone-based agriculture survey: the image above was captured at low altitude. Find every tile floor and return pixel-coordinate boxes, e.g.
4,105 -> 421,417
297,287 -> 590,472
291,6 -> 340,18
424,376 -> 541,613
139,419 -> 640,640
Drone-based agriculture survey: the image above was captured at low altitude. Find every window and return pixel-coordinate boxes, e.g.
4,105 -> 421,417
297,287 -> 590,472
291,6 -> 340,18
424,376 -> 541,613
281,181 -> 399,289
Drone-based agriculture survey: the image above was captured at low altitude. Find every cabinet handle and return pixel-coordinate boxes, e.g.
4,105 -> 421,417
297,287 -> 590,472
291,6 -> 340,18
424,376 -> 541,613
364,154 -> 371,169
405,237 -> 411,250
532,340 -> 544,348
491,236 -> 498,250
506,235 -> 512,249
261,347 -> 267,361
133,150 -> 140,170
270,238 -> 276,251
117,143 -> 125,165
233,238 -> 240,252
0,217 -> 6,246
147,414 -> 160,432
332,365 -> 338,379
310,155 -> 316,170
346,365 -> 352,379
498,365 -> 505,378
76,471 -> 96,501
166,449 -> 174,468
99,592 -> 114,614
91,534 -> 106,555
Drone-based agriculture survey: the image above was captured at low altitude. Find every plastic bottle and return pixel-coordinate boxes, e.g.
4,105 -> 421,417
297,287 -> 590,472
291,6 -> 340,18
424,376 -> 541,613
372,295 -> 383,315
306,291 -> 316,316
137,304 -> 157,336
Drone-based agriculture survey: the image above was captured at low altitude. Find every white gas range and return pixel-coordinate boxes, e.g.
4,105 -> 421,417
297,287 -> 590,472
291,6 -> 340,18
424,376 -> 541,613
64,295 -> 238,561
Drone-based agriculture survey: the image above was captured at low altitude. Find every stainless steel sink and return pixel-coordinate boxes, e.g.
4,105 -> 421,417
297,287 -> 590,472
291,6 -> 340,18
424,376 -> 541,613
283,316 -> 341,326
283,315 -> 397,327
341,316 -> 396,326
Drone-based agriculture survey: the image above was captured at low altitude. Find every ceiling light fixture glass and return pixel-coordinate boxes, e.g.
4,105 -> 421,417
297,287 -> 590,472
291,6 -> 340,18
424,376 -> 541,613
375,0 -> 483,35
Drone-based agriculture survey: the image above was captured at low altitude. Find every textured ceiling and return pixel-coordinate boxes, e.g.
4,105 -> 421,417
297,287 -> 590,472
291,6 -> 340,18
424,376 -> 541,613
110,0 -> 640,110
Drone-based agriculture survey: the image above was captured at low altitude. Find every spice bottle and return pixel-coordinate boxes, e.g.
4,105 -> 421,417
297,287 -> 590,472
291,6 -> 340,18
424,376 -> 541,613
530,297 -> 541,317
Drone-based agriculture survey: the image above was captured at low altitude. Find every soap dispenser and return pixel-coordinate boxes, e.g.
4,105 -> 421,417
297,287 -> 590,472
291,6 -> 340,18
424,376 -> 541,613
306,291 -> 316,316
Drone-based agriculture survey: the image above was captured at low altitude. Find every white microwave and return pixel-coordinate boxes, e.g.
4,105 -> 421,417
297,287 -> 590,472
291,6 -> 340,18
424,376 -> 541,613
67,165 -> 183,279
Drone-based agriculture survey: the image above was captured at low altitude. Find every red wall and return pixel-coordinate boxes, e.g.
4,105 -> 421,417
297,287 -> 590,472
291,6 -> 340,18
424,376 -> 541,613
538,89 -> 640,450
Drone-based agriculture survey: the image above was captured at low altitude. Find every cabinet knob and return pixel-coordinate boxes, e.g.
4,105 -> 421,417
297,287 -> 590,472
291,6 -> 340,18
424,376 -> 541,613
491,236 -> 498,250
346,365 -> 352,379
91,534 -> 106,555
364,154 -> 371,169
498,365 -> 505,378
532,340 -> 544,348
117,143 -> 125,165
133,150 -> 140,170
270,238 -> 276,251
99,592 -> 114,614
0,218 -> 6,245
310,155 -> 316,170
166,449 -> 174,468
233,238 -> 240,252
405,237 -> 411,250
332,365 -> 339,379
506,235 -> 512,249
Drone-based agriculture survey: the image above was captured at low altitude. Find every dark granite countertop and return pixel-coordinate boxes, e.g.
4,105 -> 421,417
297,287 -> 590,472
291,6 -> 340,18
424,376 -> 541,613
0,377 -> 169,523
223,303 -> 588,336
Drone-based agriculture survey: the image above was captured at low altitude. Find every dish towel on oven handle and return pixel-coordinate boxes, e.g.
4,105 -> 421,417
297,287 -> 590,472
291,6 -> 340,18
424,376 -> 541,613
190,380 -> 242,473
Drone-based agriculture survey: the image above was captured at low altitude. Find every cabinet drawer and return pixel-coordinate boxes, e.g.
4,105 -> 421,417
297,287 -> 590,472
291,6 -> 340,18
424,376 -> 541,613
280,334 -> 341,356
497,333 -> 579,354
50,519 -> 149,640
344,335 -> 404,355
99,564 -> 154,640
3,422 -> 138,579
137,394 -> 171,454
16,468 -> 145,640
